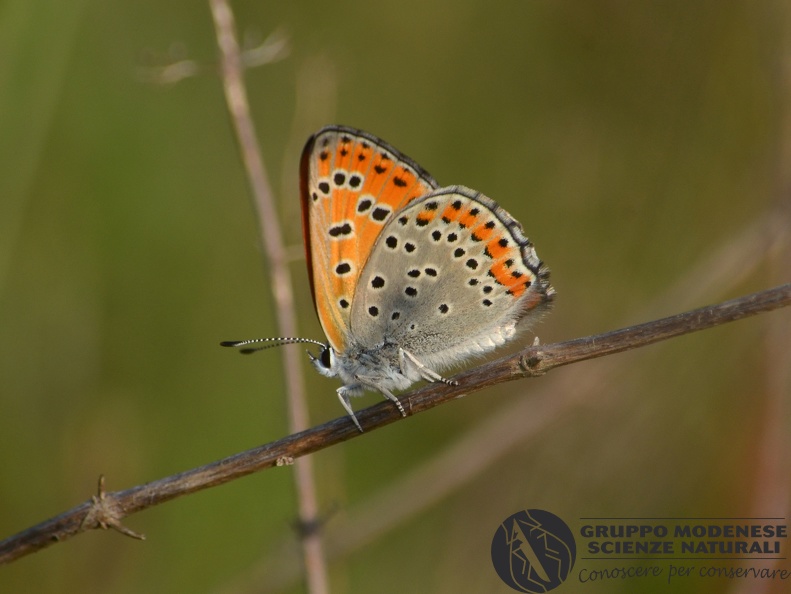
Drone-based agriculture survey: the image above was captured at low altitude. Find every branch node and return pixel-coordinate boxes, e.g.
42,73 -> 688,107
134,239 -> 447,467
79,476 -> 146,541
519,350 -> 546,376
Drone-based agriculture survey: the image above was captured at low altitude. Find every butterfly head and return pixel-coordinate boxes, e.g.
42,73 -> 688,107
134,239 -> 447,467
221,336 -> 346,380
307,343 -> 339,379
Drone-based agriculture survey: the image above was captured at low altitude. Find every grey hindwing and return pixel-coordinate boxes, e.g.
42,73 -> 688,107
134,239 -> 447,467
349,185 -> 550,358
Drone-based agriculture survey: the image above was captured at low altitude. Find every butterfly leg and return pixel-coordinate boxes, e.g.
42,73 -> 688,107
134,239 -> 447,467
399,348 -> 459,386
337,384 -> 406,432
352,375 -> 408,419
377,386 -> 407,418
336,387 -> 364,432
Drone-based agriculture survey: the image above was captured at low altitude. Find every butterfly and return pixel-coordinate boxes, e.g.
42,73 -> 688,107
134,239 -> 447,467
223,125 -> 554,431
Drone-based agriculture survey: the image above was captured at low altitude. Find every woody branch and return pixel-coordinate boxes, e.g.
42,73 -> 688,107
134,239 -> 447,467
0,282 -> 789,565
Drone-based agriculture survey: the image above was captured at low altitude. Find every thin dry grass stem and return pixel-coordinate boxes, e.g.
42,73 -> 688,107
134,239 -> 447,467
207,1 -> 328,593
225,209 -> 790,593
1,283 -> 788,567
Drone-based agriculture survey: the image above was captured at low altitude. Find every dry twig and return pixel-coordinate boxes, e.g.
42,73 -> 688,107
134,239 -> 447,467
228,206 -> 789,593
1,283 -> 789,566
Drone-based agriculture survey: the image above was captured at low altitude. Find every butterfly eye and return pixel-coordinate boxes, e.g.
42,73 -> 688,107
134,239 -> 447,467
319,346 -> 334,370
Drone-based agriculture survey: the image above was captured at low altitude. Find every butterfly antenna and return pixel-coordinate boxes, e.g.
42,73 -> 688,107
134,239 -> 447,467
220,337 -> 326,354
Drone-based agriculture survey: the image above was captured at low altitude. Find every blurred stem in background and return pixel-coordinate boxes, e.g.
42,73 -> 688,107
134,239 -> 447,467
208,1 -> 328,592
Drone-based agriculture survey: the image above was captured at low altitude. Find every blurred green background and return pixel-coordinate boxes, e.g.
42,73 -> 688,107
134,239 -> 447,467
1,0 -> 789,592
